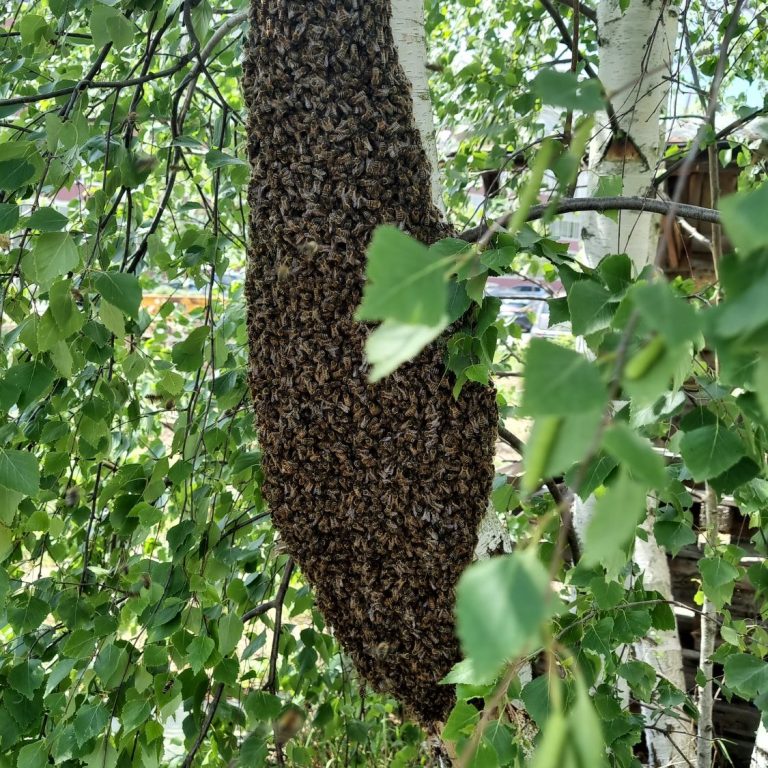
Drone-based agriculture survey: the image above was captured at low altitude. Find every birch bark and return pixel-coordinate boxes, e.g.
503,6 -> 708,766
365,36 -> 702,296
575,2 -> 695,764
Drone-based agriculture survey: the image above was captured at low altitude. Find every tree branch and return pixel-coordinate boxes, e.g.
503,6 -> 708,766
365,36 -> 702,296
556,0 -> 596,23
181,682 -> 225,768
459,195 -> 721,242
497,424 -> 580,561
539,0 -> 598,80
265,559 -> 295,693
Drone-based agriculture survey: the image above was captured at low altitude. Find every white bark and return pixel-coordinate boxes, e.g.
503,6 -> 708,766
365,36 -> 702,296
391,0 -> 445,214
583,0 -> 678,273
636,514 -> 694,766
752,722 -> 768,768
578,3 -> 695,765
390,0 -> 510,559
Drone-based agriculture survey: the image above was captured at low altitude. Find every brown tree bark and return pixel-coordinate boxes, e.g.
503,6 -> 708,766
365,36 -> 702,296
243,0 -> 496,724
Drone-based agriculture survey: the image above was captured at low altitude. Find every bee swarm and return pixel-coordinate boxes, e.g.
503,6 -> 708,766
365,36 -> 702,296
244,0 -> 496,724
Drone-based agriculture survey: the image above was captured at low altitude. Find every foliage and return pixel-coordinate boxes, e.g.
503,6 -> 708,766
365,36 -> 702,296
0,0 -> 767,766
0,1 -> 418,766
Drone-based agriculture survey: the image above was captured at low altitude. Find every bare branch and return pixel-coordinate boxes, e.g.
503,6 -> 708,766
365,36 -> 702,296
265,559 -> 295,693
182,682 -> 225,768
459,195 -> 721,242
556,0 -> 596,23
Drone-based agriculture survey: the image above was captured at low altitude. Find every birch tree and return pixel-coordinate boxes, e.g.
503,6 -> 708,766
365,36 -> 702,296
570,2 -> 695,763
0,0 -> 767,765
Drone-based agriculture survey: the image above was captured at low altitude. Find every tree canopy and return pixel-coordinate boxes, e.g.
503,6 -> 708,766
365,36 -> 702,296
0,0 -> 767,766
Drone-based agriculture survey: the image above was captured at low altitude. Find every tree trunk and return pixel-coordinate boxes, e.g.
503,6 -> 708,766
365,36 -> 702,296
752,722 -> 768,768
583,0 -> 677,274
575,1 -> 695,764
243,0 -> 497,726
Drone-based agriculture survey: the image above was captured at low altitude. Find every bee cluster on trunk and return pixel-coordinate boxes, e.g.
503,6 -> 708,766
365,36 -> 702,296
243,0 -> 496,723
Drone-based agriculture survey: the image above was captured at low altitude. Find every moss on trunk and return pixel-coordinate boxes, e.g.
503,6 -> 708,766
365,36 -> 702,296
243,0 -> 496,724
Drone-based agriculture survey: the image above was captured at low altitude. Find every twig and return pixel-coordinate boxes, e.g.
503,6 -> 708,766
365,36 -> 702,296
182,682 -> 225,768
497,424 -> 580,561
657,0 -> 746,267
456,661 -> 526,768
460,195 -> 721,242
241,597 -> 276,622
654,105 -> 768,187
265,559 -> 295,694
556,0 -> 596,23
539,0 -> 598,80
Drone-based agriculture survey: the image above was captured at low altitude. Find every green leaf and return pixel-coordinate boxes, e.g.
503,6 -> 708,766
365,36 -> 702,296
172,326 -> 209,372
0,524 -> 14,562
755,355 -> 768,421
3,361 -> 56,410
93,271 -> 142,318
594,176 -> 623,221
568,280 -> 616,336
699,557 -> 740,611
74,701 -> 110,746
583,472 -> 646,575
618,660 -> 656,701
724,653 -> 768,698
25,206 -> 68,232
218,612 -> 243,657
530,710 -> 567,768
49,280 -> 85,337
602,423 -> 667,489
191,0 -> 213,43
594,174 -> 623,198
7,594 -> 49,633
679,424 -> 746,481
357,226 -> 450,326
365,319 -> 445,382
719,182 -> 768,254
456,551 -> 559,677
521,339 -> 607,416
632,282 -> 700,346
21,232 -> 79,289
442,700 -> 480,741
8,660 -> 44,699
491,483 -> 519,513
90,4 -> 134,50
0,159 -> 35,190
100,300 -> 125,337
0,449 -> 40,496
83,741 -> 117,768
205,149 -> 248,168
188,634 -> 215,673
49,341 -> 73,378
94,643 -> 130,689
531,70 -> 604,112
653,509 -> 696,556
121,696 -> 152,734
45,658 -> 75,696
714,271 -> 768,338
17,740 -> 48,768
62,629 -> 97,659
0,203 -> 19,233
19,14 -> 50,45
570,676 -> 607,767
597,253 -> 632,293
524,410 -> 603,493
245,691 -> 283,722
